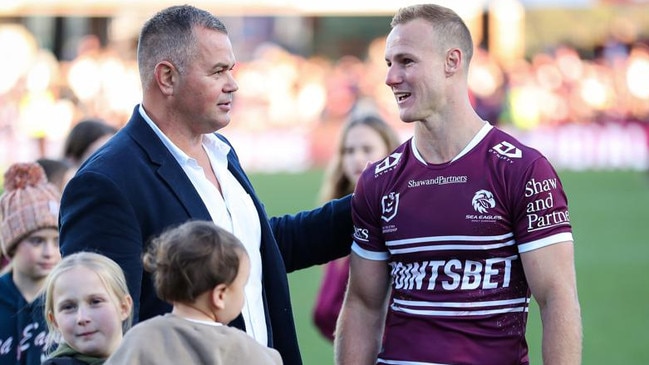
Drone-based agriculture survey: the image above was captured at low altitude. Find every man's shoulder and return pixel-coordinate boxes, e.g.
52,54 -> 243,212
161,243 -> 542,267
76,131 -> 148,176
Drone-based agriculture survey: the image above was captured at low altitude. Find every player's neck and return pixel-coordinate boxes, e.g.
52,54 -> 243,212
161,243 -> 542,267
414,116 -> 486,164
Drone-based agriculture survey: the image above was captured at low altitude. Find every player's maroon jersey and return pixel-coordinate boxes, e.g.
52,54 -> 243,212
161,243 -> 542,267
352,124 -> 573,365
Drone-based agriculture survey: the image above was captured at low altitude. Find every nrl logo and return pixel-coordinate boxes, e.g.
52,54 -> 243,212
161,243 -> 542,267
472,189 -> 495,214
381,192 -> 400,222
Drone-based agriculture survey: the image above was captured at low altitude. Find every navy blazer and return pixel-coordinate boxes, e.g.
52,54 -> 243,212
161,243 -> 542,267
59,106 -> 352,365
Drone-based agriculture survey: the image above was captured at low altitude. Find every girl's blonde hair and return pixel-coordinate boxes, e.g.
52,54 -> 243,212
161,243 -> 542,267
43,251 -> 133,349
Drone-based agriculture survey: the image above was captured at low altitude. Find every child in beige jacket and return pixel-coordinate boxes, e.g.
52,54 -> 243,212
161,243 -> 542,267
105,220 -> 282,365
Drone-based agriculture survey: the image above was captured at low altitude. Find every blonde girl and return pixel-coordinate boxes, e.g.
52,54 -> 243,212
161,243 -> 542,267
42,252 -> 133,365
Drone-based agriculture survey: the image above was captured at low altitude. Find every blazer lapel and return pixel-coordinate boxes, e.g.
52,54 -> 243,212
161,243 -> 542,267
125,108 -> 211,220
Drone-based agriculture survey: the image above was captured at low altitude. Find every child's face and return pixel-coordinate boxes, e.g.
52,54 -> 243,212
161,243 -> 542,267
12,228 -> 60,282
49,266 -> 130,358
220,253 -> 250,324
341,124 -> 390,185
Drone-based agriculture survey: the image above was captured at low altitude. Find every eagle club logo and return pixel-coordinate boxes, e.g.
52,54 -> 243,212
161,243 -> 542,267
472,189 -> 496,214
381,192 -> 400,222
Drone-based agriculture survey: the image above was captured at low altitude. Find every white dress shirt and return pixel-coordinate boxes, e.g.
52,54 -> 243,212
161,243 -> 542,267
139,105 -> 267,346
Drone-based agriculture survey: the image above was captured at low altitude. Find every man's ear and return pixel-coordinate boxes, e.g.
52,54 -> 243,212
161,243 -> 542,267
445,48 -> 462,76
210,283 -> 228,310
154,61 -> 176,96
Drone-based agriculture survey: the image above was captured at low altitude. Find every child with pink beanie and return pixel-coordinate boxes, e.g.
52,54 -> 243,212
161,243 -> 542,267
0,162 -> 62,365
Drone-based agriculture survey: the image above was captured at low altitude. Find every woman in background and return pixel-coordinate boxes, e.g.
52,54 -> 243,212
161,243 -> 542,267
312,114 -> 400,342
63,119 -> 117,167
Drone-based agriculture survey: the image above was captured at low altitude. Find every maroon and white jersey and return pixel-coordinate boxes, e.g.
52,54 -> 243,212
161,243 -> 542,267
351,124 -> 573,365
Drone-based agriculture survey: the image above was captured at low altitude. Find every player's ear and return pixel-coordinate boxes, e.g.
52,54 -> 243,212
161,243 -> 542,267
445,48 -> 462,76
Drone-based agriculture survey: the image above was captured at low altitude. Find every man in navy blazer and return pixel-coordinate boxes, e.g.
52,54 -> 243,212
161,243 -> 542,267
58,6 -> 351,365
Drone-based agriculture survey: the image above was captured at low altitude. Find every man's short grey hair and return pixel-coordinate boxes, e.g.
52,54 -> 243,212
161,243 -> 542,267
137,5 -> 228,87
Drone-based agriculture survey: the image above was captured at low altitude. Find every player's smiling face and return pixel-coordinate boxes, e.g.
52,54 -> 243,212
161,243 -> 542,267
384,18 -> 449,123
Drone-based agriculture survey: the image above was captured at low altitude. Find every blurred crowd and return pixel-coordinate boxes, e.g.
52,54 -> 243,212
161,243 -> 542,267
1,23 -> 648,171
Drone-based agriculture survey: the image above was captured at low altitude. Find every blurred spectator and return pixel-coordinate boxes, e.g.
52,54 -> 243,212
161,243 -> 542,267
62,118 -> 117,166
36,158 -> 75,192
468,47 -> 506,125
0,162 -> 61,364
1,19 -> 649,172
624,42 -> 649,121
312,114 -> 400,341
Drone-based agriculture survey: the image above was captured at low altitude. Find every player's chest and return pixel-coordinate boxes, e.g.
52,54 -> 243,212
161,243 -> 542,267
377,169 -> 512,240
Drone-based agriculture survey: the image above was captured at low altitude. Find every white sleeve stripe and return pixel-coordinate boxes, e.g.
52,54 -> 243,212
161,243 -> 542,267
389,239 -> 515,254
387,232 -> 514,246
377,358 -> 451,365
351,242 -> 389,261
391,304 -> 528,317
393,297 -> 530,308
518,232 -> 573,253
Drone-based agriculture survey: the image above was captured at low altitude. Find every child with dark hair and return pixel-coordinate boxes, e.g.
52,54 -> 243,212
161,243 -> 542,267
62,119 -> 117,166
36,158 -> 75,193
105,221 -> 282,364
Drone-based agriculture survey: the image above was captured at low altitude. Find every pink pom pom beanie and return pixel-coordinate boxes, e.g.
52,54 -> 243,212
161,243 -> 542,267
0,162 -> 61,259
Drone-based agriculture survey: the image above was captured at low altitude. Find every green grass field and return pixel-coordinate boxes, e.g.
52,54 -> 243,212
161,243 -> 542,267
249,169 -> 649,365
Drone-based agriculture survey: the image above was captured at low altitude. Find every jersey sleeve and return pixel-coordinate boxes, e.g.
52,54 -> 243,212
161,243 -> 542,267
350,169 -> 390,261
511,155 -> 573,253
